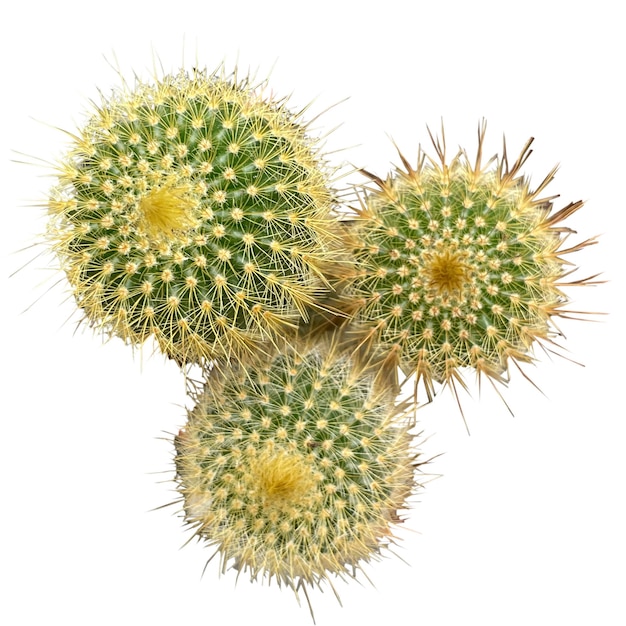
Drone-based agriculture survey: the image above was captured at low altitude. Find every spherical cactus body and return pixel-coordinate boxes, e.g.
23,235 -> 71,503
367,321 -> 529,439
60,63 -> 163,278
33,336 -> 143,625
351,123 -> 598,401
47,67 -> 346,365
174,332 -> 420,604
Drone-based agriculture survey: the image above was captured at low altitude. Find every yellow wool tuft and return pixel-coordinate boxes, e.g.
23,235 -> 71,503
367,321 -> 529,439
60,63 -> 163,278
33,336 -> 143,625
139,184 -> 197,238
251,449 -> 317,510
423,248 -> 470,296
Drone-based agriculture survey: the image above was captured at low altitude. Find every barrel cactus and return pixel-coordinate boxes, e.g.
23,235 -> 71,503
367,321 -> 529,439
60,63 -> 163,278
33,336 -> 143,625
351,123 -> 598,401
47,66 -> 347,366
173,331 -> 420,609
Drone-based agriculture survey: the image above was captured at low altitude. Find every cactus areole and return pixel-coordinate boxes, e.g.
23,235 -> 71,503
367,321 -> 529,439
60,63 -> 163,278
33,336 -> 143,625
47,67 -> 342,366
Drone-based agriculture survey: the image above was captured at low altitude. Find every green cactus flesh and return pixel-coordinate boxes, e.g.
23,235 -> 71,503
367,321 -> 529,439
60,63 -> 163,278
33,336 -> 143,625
174,334 -> 418,597
47,67 -> 344,365
352,124 -> 597,398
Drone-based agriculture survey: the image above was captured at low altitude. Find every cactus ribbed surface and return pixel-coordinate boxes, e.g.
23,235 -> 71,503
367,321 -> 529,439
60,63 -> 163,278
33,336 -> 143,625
352,124 -> 598,399
174,333 -> 419,601
47,67 -> 344,365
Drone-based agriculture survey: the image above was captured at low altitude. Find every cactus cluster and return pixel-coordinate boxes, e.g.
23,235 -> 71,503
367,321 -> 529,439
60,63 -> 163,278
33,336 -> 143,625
37,62 -> 599,616
174,333 -> 418,603
47,67 -> 346,366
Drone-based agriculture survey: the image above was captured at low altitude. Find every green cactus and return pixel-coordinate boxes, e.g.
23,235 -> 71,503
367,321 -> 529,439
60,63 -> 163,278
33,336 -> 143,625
350,123 -> 599,402
173,331 -> 420,610
47,66 -> 348,366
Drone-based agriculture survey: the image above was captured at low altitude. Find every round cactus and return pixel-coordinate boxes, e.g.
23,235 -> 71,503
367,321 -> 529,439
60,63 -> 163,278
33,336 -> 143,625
47,66 -> 347,365
173,332 -> 420,605
351,123 -> 599,401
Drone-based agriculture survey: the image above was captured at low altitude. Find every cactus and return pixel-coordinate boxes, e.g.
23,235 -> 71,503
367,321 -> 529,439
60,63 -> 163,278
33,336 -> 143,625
46,66 -> 347,366
173,331 -> 421,611
350,122 -> 599,402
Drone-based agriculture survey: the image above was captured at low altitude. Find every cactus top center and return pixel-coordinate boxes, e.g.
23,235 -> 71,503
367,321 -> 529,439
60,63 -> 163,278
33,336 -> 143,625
138,183 -> 197,240
251,448 -> 317,510
423,248 -> 471,296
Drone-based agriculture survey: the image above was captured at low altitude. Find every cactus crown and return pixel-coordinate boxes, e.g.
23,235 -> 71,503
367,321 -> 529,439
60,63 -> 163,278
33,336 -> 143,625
174,332 -> 419,607
352,123 -> 598,401
47,66 -> 346,366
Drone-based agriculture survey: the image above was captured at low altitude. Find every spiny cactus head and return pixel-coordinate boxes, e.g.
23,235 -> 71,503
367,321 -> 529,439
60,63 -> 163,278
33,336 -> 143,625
47,66 -> 350,366
173,331 -> 421,606
351,121 -> 600,403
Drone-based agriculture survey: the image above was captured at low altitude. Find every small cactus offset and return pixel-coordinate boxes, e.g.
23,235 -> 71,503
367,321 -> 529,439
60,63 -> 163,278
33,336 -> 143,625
350,122 -> 599,401
174,331 -> 421,610
47,66 -> 348,366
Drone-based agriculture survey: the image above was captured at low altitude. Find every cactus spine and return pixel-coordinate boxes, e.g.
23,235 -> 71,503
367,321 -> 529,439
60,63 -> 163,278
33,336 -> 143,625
351,123 -> 598,400
47,67 -> 346,366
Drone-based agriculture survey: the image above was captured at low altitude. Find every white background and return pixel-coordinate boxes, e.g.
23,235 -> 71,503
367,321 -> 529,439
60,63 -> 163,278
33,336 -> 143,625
1,1 -> 624,624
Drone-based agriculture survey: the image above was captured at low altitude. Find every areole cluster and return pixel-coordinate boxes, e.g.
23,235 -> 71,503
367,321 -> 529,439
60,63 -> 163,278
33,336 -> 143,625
42,63 -> 598,615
